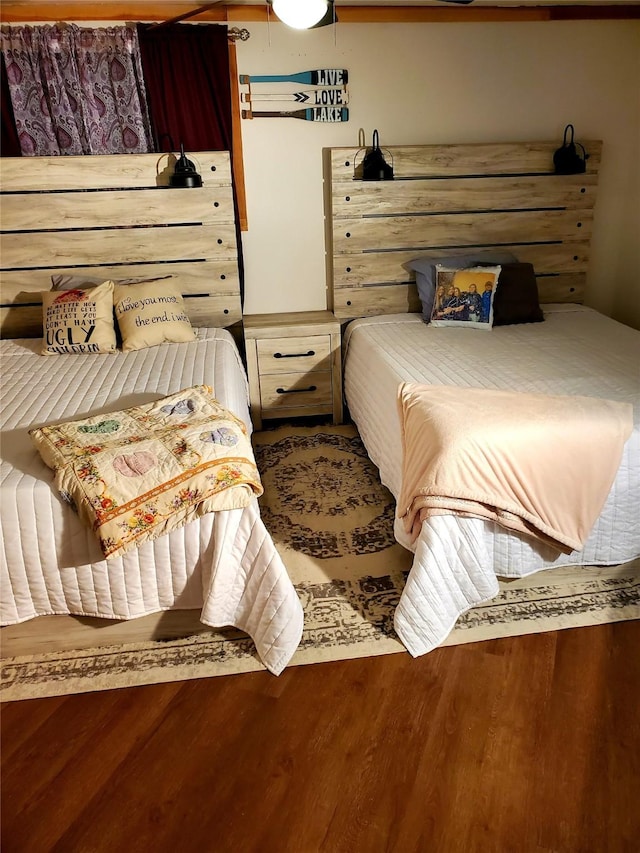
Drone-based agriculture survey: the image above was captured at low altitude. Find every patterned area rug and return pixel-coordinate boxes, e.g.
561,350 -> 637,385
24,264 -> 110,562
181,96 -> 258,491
2,424 -> 638,702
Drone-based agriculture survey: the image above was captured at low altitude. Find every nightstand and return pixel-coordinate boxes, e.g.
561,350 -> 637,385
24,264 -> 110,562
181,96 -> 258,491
243,310 -> 343,430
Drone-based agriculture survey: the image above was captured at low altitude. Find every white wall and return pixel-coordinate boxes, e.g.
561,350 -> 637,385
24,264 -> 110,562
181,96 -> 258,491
235,20 -> 640,329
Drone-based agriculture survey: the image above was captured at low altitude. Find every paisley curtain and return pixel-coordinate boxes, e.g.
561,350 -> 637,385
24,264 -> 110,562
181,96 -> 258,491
1,52 -> 21,155
0,24 -> 153,155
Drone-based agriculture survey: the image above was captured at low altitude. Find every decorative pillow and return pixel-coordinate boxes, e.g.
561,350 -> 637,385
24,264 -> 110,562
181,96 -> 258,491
405,251 -> 518,323
113,280 -> 196,352
430,265 -> 501,330
492,263 -> 544,326
51,273 -> 173,291
41,280 -> 117,355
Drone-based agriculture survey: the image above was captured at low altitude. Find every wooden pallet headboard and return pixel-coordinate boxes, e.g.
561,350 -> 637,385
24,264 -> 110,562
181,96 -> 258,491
0,151 -> 241,338
326,140 -> 601,320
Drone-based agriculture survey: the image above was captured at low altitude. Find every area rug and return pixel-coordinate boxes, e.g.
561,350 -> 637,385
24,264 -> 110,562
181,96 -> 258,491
2,424 -> 638,702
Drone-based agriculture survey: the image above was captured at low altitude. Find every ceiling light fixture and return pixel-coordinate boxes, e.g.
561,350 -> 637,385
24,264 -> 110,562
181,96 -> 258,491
270,0 -> 331,30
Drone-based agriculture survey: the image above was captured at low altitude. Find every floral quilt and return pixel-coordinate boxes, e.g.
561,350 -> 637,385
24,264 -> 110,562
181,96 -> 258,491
30,385 -> 263,559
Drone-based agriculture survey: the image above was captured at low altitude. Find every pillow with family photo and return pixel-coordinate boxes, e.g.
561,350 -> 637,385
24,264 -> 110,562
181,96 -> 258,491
430,265 -> 501,330
404,251 -> 517,324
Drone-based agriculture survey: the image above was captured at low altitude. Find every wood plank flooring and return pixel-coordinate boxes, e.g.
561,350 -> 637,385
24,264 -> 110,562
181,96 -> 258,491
2,621 -> 639,853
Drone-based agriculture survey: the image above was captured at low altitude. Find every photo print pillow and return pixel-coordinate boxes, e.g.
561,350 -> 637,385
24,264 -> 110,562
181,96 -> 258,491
404,251 -> 517,324
41,280 -> 117,355
430,265 -> 501,330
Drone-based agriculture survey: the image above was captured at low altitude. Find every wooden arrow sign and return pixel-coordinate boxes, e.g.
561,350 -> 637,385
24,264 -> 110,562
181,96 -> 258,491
242,88 -> 349,105
239,69 -> 348,86
242,107 -> 349,122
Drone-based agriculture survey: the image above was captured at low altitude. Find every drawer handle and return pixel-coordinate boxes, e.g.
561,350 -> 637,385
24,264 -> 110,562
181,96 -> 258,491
274,350 -> 315,359
276,385 -> 317,394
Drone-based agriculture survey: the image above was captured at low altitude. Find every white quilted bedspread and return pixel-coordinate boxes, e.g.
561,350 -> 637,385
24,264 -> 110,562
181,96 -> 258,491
344,306 -> 640,656
1,329 -> 303,675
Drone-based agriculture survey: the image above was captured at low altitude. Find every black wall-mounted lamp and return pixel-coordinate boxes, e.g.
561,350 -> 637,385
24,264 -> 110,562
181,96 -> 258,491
354,130 -> 394,181
170,144 -> 203,188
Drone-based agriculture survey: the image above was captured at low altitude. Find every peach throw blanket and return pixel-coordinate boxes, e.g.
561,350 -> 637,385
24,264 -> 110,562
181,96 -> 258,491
397,383 -> 633,553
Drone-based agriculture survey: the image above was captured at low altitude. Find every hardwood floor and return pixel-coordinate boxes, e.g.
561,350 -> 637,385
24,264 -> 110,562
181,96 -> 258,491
2,621 -> 639,853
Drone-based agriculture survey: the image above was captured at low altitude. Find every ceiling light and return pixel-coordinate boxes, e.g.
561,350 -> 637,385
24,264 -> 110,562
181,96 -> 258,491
271,0 -> 330,30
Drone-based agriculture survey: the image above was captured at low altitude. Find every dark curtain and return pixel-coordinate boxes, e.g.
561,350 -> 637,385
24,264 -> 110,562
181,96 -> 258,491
137,22 -> 242,303
1,52 -> 21,156
137,23 -> 232,153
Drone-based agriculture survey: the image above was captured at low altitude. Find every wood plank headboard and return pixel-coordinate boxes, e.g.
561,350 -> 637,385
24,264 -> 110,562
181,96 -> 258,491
326,140 -> 601,320
0,151 -> 241,338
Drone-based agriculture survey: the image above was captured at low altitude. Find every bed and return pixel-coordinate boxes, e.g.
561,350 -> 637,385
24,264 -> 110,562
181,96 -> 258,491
0,151 -> 303,675
326,140 -> 640,656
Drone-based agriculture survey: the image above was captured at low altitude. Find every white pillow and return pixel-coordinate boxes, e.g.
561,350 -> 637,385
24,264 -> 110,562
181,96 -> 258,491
113,280 -> 196,351
41,280 -> 117,355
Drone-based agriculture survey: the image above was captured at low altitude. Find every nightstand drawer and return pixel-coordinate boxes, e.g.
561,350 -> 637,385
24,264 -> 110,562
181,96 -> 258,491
260,371 -> 332,409
244,310 -> 343,430
257,336 -> 331,375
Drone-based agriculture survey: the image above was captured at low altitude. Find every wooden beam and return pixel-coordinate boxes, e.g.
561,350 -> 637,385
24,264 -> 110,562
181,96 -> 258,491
0,3 -> 227,23
1,3 -> 639,24
228,38 -> 248,231
148,1 -> 223,28
548,4 -> 640,19
227,5 -> 552,23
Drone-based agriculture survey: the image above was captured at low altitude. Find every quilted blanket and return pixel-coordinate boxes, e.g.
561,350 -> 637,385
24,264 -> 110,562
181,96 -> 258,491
30,385 -> 263,560
397,382 -> 633,553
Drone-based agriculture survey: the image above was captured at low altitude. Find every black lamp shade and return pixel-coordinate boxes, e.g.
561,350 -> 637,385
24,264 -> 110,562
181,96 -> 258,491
170,145 -> 203,188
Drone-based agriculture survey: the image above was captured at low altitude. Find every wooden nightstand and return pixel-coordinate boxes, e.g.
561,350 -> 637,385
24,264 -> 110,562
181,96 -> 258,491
244,310 -> 343,430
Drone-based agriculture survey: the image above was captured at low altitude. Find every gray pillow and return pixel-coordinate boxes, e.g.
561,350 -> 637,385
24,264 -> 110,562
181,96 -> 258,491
405,251 -> 519,323
51,273 -> 173,291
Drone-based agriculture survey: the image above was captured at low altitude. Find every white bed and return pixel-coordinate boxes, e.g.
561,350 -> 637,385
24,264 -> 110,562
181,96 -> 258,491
0,151 -> 303,675
0,328 -> 303,674
343,306 -> 640,655
326,139 -> 639,655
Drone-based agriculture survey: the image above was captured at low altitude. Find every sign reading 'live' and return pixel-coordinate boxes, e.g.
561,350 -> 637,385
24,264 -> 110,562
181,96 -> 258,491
239,69 -> 348,86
